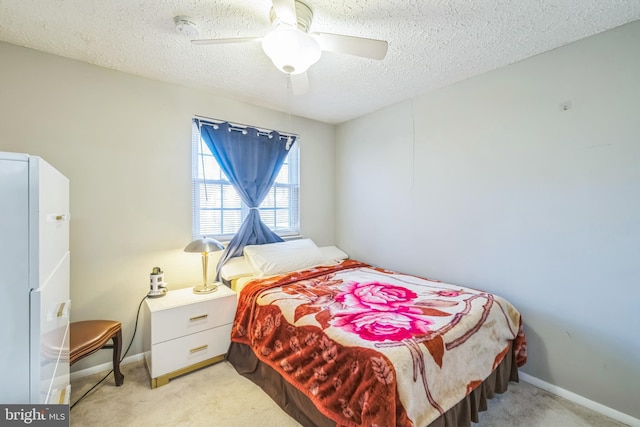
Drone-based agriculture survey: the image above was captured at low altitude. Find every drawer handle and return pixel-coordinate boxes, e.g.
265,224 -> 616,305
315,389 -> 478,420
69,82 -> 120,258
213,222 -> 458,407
189,314 -> 208,321
57,302 -> 67,318
56,300 -> 70,318
190,345 -> 208,353
47,213 -> 70,222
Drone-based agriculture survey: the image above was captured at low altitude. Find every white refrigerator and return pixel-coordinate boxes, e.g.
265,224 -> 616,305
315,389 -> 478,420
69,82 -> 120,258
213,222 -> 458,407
0,151 -> 71,404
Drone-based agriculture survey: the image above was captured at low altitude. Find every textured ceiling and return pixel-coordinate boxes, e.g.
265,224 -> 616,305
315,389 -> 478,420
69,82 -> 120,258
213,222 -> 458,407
1,0 -> 639,124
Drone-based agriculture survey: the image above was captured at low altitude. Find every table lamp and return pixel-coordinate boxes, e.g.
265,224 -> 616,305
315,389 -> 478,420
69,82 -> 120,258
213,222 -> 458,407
184,237 -> 225,294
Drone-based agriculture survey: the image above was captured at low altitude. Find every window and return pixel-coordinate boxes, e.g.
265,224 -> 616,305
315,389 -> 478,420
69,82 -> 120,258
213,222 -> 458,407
191,120 -> 300,241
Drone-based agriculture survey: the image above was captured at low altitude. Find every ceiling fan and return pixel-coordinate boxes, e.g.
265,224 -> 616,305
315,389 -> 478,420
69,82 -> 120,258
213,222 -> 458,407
187,0 -> 388,95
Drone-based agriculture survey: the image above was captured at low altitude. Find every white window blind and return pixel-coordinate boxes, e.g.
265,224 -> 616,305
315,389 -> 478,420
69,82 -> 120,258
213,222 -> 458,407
191,119 -> 300,241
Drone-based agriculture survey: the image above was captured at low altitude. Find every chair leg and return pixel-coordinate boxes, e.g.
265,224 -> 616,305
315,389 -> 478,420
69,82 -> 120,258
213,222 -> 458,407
112,329 -> 124,386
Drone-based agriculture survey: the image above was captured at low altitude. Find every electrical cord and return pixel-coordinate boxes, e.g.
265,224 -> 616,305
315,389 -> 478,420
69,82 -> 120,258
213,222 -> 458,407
70,294 -> 148,410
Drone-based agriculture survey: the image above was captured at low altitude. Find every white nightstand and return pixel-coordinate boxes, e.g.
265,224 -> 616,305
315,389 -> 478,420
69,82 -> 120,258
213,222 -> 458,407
142,285 -> 237,388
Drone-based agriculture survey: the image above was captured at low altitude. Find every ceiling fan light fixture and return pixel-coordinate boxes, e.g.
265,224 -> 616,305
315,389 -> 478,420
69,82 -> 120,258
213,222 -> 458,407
262,26 -> 321,75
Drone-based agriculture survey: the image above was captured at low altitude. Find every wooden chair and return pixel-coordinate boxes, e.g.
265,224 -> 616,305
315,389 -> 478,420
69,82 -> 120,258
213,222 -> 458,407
70,320 -> 124,386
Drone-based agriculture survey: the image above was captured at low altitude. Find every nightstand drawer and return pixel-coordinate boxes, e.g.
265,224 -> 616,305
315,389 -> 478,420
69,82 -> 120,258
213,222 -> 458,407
150,287 -> 236,344
150,324 -> 232,377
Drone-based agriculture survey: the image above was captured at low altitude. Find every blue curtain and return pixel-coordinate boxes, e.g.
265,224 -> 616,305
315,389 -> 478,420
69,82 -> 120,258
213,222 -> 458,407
195,119 -> 297,280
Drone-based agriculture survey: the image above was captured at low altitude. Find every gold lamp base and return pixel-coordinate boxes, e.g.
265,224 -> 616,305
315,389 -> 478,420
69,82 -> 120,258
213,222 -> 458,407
193,283 -> 218,294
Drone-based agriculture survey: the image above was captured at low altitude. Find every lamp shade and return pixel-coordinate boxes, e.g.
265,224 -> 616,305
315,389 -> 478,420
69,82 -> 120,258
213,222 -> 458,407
262,26 -> 321,75
184,237 -> 224,253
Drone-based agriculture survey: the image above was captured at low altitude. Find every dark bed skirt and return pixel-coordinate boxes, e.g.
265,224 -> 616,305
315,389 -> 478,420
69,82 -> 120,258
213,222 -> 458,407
227,340 -> 519,427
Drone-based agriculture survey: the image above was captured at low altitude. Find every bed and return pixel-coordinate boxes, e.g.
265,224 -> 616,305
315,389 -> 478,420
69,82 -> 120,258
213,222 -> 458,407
221,240 -> 527,427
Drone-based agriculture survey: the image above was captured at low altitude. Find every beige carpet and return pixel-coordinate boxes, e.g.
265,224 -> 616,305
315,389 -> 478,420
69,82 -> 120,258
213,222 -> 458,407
70,360 -> 626,427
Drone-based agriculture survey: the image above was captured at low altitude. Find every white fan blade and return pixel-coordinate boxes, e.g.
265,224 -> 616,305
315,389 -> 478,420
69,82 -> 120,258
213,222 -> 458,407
289,72 -> 309,95
272,0 -> 298,26
312,33 -> 388,60
191,37 -> 262,45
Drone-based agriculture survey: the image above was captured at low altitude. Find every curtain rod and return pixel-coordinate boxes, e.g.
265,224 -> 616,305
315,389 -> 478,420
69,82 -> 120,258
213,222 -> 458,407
193,115 -> 298,139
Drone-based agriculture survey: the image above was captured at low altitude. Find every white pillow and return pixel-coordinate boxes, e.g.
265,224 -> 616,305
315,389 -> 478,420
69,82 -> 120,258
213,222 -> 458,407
243,239 -> 327,277
319,246 -> 349,262
220,245 -> 349,280
219,256 -> 255,281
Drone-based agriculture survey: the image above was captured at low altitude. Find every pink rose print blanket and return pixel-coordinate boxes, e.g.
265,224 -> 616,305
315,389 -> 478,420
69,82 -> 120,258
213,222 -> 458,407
232,260 -> 527,427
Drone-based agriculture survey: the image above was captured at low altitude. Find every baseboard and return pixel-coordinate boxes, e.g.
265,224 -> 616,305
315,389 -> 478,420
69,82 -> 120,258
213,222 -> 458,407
518,371 -> 639,427
70,352 -> 144,382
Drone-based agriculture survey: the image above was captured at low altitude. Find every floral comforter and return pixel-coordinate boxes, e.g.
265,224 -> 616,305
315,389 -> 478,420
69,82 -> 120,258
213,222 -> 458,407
232,260 -> 527,427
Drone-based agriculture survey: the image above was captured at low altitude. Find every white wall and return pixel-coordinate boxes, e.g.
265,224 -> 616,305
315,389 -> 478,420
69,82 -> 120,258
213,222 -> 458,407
0,41 -> 336,370
336,21 -> 640,419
